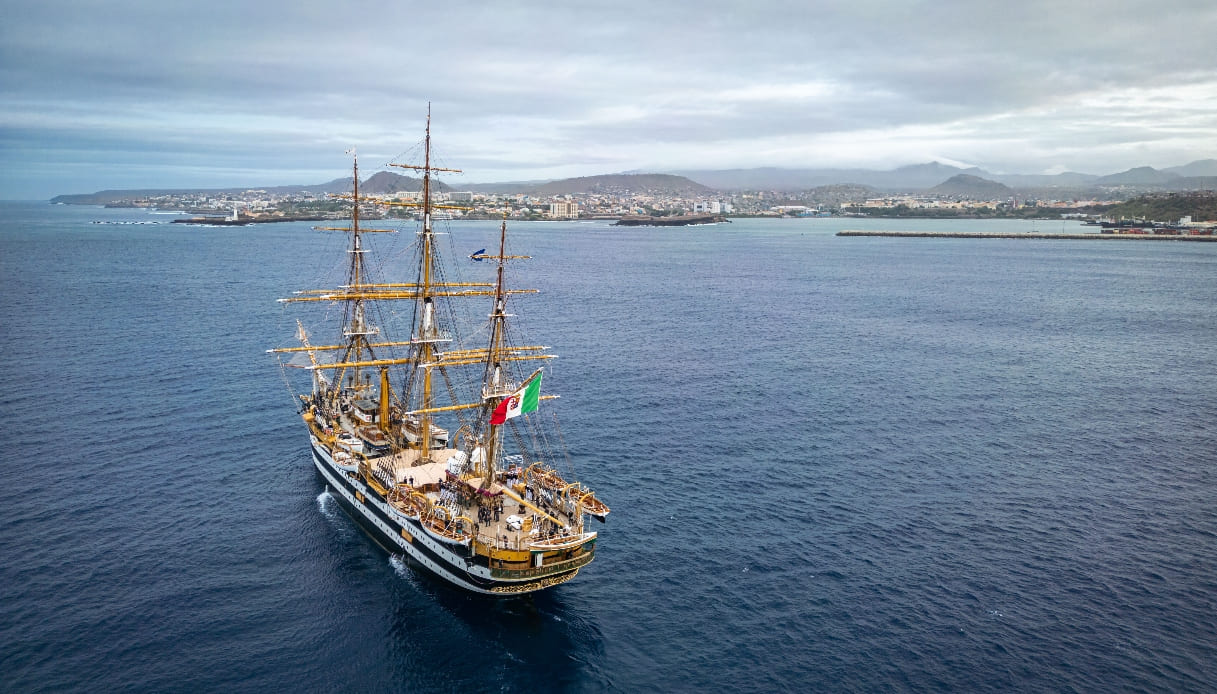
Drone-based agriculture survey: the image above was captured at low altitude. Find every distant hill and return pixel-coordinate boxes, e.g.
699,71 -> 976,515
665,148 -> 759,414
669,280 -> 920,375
1103,191 -> 1217,222
670,166 -> 848,191
673,162 -> 1102,192
1165,176 -> 1217,191
799,184 -> 878,206
49,173 -> 451,204
673,160 -> 1217,192
358,171 -> 452,194
50,179 -> 352,205
1164,159 -> 1217,177
52,172 -> 676,203
930,174 -> 1014,199
985,171 -> 1099,187
48,159 -> 1217,202
462,173 -> 712,196
672,162 -> 980,192
531,173 -> 711,196
1094,166 -> 1181,186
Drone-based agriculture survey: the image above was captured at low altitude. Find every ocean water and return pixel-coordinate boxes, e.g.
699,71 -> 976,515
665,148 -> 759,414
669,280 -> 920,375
1,202 -> 1215,692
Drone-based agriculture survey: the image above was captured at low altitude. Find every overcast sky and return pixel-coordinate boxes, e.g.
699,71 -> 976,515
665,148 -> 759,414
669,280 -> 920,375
3,0 -> 1216,199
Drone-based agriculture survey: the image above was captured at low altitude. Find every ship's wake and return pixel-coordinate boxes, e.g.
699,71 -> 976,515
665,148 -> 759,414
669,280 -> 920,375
388,555 -> 424,589
316,489 -> 337,518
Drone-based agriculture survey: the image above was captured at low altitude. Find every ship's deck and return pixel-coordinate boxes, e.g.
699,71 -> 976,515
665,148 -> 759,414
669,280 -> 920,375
375,448 -> 459,487
366,448 -> 583,552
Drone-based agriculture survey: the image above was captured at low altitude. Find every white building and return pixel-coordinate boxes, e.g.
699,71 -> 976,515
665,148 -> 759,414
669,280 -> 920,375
549,201 -> 579,218
693,200 -> 731,214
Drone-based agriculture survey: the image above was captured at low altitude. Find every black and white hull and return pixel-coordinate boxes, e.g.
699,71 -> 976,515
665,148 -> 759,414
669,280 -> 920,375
309,438 -> 589,596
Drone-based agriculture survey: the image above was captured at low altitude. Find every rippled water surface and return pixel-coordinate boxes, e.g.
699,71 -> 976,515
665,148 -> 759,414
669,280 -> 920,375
2,203 -> 1215,692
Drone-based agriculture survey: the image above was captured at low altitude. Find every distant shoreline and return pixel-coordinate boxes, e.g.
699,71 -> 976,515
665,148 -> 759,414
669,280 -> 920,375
171,215 -> 328,226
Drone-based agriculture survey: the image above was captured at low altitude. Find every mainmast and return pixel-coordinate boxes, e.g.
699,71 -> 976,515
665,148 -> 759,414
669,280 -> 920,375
389,105 -> 462,461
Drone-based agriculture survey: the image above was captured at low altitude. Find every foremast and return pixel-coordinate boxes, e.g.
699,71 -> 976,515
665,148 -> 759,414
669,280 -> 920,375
337,153 -> 376,401
272,151 -> 405,420
275,109 -> 496,451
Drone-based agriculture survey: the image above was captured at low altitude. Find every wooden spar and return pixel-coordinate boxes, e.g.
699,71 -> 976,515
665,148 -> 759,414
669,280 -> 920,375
340,282 -> 493,289
406,394 -> 557,411
313,226 -> 397,233
403,402 -> 484,416
290,282 -> 492,294
278,289 -> 536,303
426,354 -> 554,369
438,345 -> 548,358
375,199 -> 469,211
268,340 -> 415,354
379,368 -> 391,432
308,356 -> 417,370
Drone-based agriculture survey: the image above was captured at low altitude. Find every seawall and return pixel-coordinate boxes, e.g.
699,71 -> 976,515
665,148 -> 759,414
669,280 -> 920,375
837,230 -> 1217,241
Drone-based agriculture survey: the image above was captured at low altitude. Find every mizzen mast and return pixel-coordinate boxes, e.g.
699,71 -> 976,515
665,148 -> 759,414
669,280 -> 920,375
478,219 -> 548,486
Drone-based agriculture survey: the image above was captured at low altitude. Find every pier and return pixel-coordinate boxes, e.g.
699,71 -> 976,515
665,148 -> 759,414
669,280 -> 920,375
614,213 -> 729,227
837,230 -> 1217,241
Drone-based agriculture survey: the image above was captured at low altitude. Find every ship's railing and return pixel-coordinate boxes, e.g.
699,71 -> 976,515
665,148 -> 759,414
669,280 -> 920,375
481,382 -> 521,398
489,551 -> 594,580
478,532 -> 527,551
476,528 -> 593,554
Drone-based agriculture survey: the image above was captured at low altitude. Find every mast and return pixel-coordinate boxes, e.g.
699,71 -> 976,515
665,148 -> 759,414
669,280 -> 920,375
477,220 -> 546,485
420,110 -> 435,456
483,220 -> 511,483
277,107 -> 552,469
388,104 -> 462,461
338,151 -> 375,402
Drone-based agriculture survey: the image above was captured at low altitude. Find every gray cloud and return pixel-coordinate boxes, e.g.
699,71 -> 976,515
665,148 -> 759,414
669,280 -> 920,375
3,0 -> 1216,198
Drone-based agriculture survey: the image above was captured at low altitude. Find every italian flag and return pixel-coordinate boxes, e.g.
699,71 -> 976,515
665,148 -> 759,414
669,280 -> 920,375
490,371 -> 542,425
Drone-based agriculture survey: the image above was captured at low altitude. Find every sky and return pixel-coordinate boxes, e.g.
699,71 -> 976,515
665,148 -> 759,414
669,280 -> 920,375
2,0 -> 1216,199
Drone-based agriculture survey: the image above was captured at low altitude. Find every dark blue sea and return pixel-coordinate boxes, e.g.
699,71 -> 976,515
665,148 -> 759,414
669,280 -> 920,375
2,202 -> 1215,692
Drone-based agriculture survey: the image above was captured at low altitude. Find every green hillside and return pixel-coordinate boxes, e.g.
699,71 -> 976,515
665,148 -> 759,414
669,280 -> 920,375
1104,192 -> 1217,222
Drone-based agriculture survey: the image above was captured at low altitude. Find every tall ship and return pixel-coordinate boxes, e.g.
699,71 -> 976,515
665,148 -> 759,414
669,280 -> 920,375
270,111 -> 608,595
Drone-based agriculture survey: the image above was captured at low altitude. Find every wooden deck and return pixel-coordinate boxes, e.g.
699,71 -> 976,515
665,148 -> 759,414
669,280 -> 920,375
368,448 -> 584,552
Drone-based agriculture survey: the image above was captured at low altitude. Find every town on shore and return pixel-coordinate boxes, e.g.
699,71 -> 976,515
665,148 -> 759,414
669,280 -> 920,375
51,162 -> 1217,227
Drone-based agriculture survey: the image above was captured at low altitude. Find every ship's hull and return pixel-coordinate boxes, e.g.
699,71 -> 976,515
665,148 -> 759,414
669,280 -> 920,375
308,437 -> 589,596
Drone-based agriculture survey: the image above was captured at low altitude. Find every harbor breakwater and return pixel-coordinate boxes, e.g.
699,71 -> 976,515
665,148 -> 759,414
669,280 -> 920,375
838,230 -> 1217,241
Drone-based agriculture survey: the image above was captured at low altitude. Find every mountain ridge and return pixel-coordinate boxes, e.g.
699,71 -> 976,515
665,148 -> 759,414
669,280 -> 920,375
49,159 -> 1217,203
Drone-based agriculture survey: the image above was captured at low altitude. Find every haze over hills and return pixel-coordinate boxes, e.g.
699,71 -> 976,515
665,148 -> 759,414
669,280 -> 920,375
51,173 -> 708,204
930,174 -> 1014,199
532,174 -> 712,196
668,162 -> 980,191
48,159 -> 1217,204
668,159 -> 1217,192
50,173 -> 444,205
